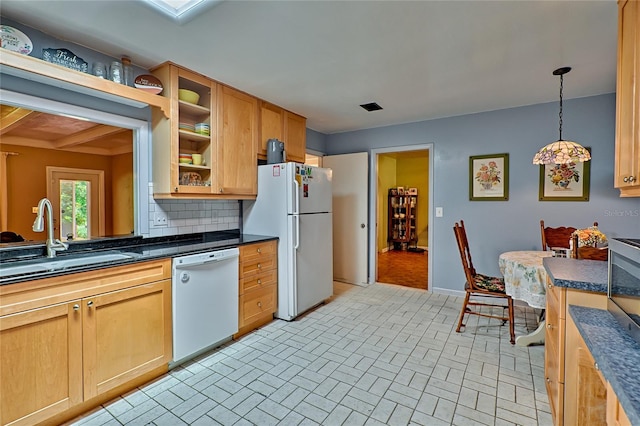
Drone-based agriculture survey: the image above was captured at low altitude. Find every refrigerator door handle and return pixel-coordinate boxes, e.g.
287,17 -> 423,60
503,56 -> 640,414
293,178 -> 300,215
294,214 -> 300,250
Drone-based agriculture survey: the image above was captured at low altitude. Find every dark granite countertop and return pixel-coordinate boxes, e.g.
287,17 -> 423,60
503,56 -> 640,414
569,305 -> 640,425
0,230 -> 277,285
543,257 -> 608,293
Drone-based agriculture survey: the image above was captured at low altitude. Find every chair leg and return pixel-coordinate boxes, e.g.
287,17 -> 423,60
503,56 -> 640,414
507,296 -> 515,345
456,292 -> 471,333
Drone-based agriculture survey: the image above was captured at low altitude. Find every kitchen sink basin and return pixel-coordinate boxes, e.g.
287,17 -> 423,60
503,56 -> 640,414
1,252 -> 137,278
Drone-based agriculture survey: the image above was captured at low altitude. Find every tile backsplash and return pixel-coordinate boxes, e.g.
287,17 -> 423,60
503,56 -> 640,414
145,184 -> 240,237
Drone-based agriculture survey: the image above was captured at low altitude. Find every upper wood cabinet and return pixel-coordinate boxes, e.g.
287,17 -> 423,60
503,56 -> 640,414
151,63 -> 257,199
217,85 -> 258,196
615,0 -> 640,197
259,101 -> 284,158
284,111 -> 307,163
258,101 -> 307,163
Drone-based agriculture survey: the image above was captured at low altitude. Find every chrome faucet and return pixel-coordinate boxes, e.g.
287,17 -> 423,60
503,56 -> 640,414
32,197 -> 69,258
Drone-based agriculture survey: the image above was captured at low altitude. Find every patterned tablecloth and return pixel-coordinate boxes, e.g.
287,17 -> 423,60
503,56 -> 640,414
499,251 -> 554,309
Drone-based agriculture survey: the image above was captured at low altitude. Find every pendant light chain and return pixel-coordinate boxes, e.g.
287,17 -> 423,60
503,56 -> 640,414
558,73 -> 563,141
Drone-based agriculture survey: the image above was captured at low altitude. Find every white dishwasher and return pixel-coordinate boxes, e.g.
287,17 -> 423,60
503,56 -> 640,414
171,247 -> 239,367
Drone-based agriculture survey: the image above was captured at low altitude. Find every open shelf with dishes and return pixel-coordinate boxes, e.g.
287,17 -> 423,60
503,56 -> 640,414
387,188 -> 417,250
151,62 -> 257,199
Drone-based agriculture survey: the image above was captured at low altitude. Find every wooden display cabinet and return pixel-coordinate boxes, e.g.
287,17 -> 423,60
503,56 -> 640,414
615,0 -> 640,197
151,63 -> 258,198
151,63 -> 217,197
387,189 -> 417,250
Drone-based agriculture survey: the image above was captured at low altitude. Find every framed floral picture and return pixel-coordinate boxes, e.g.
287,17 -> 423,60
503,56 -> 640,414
469,153 -> 509,201
539,148 -> 591,201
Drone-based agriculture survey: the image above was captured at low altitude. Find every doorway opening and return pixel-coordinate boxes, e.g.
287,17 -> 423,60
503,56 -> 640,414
371,146 -> 433,290
47,166 -> 105,241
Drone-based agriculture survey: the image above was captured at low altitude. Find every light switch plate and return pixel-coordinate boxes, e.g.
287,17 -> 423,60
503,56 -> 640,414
435,207 -> 443,217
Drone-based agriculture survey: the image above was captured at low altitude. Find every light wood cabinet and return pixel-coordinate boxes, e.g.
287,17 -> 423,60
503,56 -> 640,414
284,110 -> 307,163
151,63 -> 257,199
0,301 -> 83,426
544,278 -> 608,426
0,260 -> 172,426
615,0 -> 640,197
259,101 -> 284,158
565,314 -> 608,426
607,382 -> 633,426
258,101 -> 307,163
217,85 -> 258,196
235,240 -> 278,338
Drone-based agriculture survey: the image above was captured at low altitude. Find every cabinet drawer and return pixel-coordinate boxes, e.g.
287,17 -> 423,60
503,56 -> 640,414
240,269 -> 277,296
240,256 -> 277,278
240,241 -> 277,263
239,284 -> 276,328
546,377 -> 564,426
545,320 -> 564,384
546,279 -> 566,320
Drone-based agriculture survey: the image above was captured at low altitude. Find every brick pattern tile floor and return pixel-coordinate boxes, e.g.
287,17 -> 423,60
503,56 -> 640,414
68,282 -> 550,426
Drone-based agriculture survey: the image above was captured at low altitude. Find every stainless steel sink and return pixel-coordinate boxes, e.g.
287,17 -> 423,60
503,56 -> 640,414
1,252 -> 137,278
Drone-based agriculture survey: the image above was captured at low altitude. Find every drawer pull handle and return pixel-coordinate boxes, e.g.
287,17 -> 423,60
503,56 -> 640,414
87,301 -> 94,308
257,279 -> 261,284
257,301 -> 262,308
257,248 -> 261,253
594,362 -> 599,371
73,304 -> 80,311
547,284 -> 552,289
547,324 -> 552,329
257,263 -> 261,269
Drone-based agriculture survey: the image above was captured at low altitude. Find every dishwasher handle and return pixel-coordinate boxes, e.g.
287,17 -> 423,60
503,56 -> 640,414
173,248 -> 239,269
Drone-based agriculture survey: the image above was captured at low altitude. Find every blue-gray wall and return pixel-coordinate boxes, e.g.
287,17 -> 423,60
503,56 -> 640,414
324,93 -> 640,293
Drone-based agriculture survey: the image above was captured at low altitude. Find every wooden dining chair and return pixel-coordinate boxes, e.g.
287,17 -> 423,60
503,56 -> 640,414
572,234 -> 609,261
540,220 -> 599,251
453,220 -> 515,344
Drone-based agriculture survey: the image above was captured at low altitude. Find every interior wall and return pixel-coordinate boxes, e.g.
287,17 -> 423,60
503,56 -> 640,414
377,155 -> 397,251
324,93 -> 640,295
3,144 -> 114,241
396,154 -> 429,247
112,152 -> 134,235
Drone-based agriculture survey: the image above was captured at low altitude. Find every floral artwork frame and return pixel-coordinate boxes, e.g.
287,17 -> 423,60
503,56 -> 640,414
538,147 -> 591,201
469,153 -> 509,201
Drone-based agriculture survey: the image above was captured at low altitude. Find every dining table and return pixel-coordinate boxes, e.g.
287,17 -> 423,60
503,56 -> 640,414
498,250 -> 554,346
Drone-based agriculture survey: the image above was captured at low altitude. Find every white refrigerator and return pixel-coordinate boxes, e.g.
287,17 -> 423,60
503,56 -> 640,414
243,163 -> 333,321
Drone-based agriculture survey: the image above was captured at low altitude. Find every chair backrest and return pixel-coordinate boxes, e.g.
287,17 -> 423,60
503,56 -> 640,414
453,221 -> 478,290
540,220 -> 599,251
572,234 -> 608,261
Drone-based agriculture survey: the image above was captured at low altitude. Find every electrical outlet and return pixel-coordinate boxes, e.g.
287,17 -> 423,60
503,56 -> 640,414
153,211 -> 168,227
435,207 -> 443,217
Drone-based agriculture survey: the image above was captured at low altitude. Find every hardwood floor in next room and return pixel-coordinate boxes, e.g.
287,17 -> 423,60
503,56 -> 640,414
377,250 -> 428,290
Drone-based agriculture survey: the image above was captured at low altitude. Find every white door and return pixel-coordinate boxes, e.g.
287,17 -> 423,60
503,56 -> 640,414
323,152 -> 368,285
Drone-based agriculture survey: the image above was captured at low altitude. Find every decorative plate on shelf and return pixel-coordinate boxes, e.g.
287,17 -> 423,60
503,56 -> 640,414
1,25 -> 33,55
134,74 -> 163,94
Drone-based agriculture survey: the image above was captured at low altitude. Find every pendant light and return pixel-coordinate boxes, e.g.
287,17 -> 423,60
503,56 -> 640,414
533,67 -> 591,165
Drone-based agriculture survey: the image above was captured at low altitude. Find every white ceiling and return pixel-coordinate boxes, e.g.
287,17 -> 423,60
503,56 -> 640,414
1,0 -> 618,135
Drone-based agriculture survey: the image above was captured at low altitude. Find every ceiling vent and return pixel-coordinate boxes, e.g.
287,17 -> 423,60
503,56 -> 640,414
360,102 -> 383,112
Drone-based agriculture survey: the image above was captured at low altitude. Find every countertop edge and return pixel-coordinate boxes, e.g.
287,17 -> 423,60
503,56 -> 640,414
543,257 -> 608,293
0,232 -> 278,285
568,305 -> 640,425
